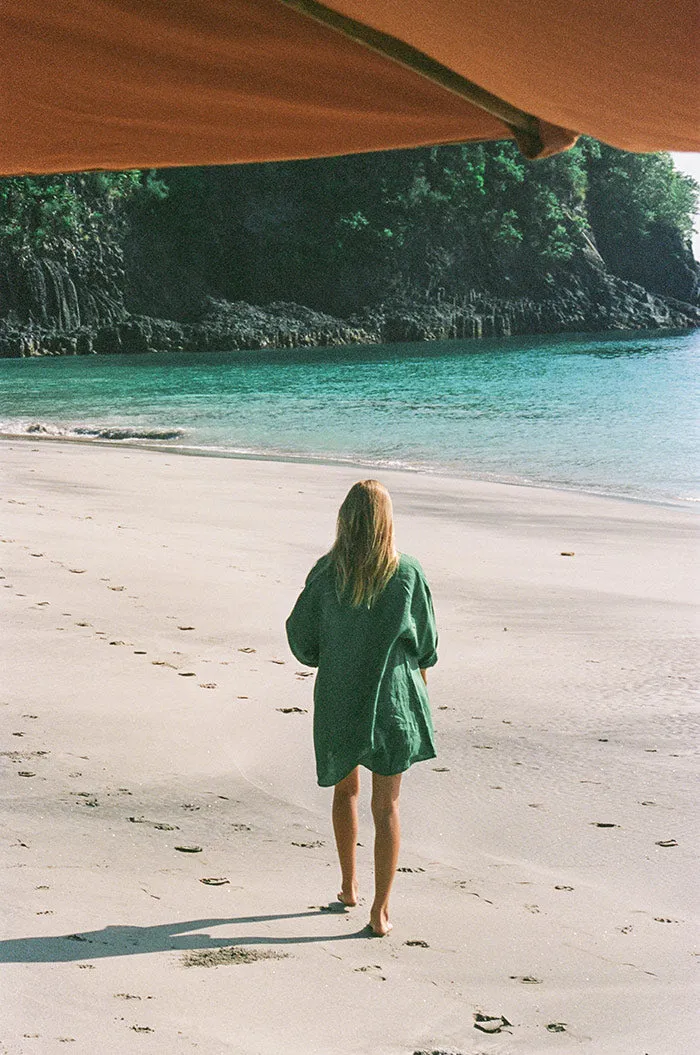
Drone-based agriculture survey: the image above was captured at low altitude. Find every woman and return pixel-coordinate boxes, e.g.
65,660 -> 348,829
286,479 -> 438,936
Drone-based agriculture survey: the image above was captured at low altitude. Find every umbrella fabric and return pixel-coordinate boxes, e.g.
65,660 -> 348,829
2,0 -> 698,176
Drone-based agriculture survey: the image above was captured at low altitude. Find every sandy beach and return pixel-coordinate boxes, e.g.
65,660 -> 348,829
1,436 -> 697,1055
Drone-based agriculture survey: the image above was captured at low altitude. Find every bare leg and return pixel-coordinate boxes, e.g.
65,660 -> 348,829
370,771 -> 402,935
332,767 -> 360,906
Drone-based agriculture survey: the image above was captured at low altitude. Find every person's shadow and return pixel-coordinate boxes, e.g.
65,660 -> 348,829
0,911 -> 375,963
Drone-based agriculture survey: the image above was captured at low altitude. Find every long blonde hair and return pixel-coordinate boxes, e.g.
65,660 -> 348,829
330,480 -> 399,608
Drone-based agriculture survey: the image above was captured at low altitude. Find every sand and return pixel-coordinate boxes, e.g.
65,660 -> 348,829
1,437 -> 698,1055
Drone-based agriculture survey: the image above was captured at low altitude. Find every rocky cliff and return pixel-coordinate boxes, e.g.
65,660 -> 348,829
1,145 -> 698,358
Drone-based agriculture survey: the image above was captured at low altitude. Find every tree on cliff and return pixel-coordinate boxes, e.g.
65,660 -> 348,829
0,140 -> 697,339
122,139 -> 698,316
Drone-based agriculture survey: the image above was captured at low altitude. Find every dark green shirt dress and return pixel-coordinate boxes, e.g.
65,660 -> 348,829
286,553 -> 438,787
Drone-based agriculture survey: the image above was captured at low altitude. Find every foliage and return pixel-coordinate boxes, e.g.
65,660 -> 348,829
582,142 -> 698,289
0,171 -> 166,270
0,139 -> 696,316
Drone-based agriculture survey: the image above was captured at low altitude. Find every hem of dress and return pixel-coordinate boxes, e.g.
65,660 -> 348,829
316,749 -> 437,788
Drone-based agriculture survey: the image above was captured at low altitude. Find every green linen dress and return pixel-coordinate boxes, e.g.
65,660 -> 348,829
286,553 -> 438,787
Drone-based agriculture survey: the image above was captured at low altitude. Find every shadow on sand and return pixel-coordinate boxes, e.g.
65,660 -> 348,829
0,911 -> 375,963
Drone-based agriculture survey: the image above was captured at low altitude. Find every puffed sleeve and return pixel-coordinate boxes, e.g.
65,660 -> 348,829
410,570 -> 438,669
285,579 -> 320,667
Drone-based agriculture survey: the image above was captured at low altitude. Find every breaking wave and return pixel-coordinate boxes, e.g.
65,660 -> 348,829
1,420 -> 184,441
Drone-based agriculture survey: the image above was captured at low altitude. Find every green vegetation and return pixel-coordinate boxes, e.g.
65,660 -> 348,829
0,140 -> 697,321
128,139 -> 695,313
0,171 -> 166,267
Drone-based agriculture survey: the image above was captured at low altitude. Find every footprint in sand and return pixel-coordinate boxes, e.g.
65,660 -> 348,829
68,569 -> 86,574
178,672 -> 197,678
199,683 -> 217,689
404,939 -> 429,948
455,885 -> 493,903
182,947 -> 287,968
277,707 -> 307,714
238,647 -> 256,654
474,1013 -> 512,1034
200,877 -> 230,886
397,866 -> 425,874
554,885 -> 574,891
108,585 -> 126,591
178,626 -> 195,631
291,840 -> 324,848
175,845 -> 202,853
510,974 -> 541,983
354,965 -> 386,981
128,817 -> 179,831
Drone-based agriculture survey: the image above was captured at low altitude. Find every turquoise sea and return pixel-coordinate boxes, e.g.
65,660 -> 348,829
1,330 -> 698,505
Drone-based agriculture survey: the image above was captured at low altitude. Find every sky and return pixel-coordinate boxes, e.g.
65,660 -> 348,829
670,152 -> 700,258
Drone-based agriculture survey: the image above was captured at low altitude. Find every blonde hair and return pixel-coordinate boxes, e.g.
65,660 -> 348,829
330,480 -> 399,608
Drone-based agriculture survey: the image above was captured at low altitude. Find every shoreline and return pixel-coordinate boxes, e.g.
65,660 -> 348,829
2,431 -> 697,513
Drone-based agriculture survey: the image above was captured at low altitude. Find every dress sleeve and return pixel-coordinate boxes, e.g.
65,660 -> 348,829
409,570 -> 438,669
285,579 -> 320,667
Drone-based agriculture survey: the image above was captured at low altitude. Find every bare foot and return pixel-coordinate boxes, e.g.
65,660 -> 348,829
338,886 -> 358,908
368,907 -> 392,936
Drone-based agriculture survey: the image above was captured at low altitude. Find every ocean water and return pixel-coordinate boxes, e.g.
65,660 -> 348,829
1,330 -> 698,505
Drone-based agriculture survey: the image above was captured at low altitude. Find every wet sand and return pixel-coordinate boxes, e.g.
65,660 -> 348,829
1,437 -> 698,1054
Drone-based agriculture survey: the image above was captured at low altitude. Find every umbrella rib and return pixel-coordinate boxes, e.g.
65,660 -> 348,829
278,0 -> 543,154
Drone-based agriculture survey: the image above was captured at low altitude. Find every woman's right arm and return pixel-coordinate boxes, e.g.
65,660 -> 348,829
410,570 -> 438,671
285,581 -> 321,668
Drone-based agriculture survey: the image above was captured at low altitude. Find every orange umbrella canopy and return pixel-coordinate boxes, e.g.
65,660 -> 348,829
2,0 -> 698,176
